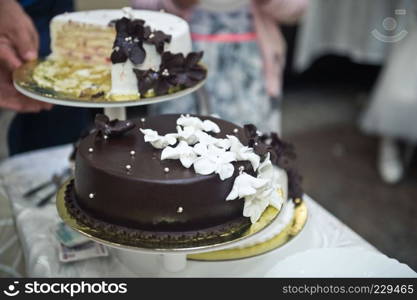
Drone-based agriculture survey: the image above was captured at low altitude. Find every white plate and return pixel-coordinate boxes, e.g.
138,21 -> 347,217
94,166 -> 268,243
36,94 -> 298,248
14,79 -> 206,108
265,248 -> 417,277
13,59 -> 207,108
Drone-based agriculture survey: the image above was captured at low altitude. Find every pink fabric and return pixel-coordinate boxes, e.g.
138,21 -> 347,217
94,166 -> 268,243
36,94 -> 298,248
191,32 -> 257,42
130,0 -> 308,97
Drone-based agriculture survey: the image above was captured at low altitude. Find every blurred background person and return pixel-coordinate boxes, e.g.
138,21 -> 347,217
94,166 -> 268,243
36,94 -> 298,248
0,0 -> 93,160
286,0 -> 417,269
360,2 -> 417,184
294,0 -> 415,184
132,0 -> 307,133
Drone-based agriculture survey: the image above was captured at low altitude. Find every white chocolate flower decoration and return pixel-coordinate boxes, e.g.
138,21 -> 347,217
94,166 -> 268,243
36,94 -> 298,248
161,141 -> 197,168
227,135 -> 260,171
195,131 -> 231,149
226,172 -> 268,201
257,153 -> 285,209
140,129 -> 177,149
176,125 -> 200,145
225,154 -> 284,223
242,194 -> 270,224
177,115 -> 221,133
193,144 -> 236,180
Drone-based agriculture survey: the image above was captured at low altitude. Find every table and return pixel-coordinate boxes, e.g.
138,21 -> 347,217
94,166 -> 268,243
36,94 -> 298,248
0,145 -> 382,277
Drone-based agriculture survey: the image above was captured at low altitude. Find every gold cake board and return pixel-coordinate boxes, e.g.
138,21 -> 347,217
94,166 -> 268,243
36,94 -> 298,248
188,202 -> 307,261
57,180 -> 307,257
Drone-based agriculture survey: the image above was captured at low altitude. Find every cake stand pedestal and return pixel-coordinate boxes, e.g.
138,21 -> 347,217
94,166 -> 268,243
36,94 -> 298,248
103,107 -> 126,120
102,85 -> 210,120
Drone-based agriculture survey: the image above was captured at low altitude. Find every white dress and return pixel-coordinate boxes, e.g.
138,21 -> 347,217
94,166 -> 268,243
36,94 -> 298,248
360,4 -> 417,142
294,0 -> 410,71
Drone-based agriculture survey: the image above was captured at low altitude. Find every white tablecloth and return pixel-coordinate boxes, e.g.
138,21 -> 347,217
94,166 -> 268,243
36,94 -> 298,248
0,144 -> 390,277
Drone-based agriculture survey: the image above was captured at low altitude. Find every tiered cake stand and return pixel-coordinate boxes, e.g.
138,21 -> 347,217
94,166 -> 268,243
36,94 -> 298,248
13,60 -> 308,273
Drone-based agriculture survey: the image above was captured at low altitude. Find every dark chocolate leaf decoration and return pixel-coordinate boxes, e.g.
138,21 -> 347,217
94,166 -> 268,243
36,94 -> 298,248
146,30 -> 172,54
128,49 -> 206,95
269,133 -> 296,166
133,69 -> 159,95
259,131 -> 303,199
177,52 -> 207,88
154,79 -> 172,96
94,114 -> 135,137
115,17 -> 130,33
184,51 -> 203,68
128,19 -> 146,36
243,124 -> 258,145
110,17 -> 147,65
139,52 -> 183,96
160,52 -> 185,71
287,168 -> 303,200
129,42 -> 146,65
158,51 -> 206,89
110,46 -> 128,64
242,124 -> 271,157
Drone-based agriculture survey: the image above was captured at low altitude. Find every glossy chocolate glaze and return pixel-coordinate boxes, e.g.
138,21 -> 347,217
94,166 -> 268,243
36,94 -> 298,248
74,114 -> 253,231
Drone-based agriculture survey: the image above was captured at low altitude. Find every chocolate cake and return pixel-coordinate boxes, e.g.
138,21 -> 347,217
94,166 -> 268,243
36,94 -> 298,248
69,114 -> 302,243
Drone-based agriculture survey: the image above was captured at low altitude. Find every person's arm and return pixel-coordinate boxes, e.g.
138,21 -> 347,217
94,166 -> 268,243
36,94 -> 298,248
130,0 -> 197,18
0,0 -> 52,112
256,0 -> 308,24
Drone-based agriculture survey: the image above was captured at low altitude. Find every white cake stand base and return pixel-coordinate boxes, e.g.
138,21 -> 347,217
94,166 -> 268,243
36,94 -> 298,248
96,202 -> 309,273
111,204 -> 317,276
104,107 -> 126,120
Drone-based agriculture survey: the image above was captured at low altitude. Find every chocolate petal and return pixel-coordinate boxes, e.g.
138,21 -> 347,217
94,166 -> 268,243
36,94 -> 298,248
129,19 -> 146,35
160,52 -> 185,70
129,42 -> 146,64
134,69 -> 158,95
154,79 -> 171,96
184,51 -> 203,68
243,124 -> 258,140
143,26 -> 152,39
115,17 -> 130,33
271,133 -> 296,160
187,67 -> 207,81
147,30 -> 172,54
94,114 -> 135,137
95,114 -> 110,127
110,48 -> 128,64
108,119 -> 136,136
287,168 -> 303,199
174,72 -> 188,86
